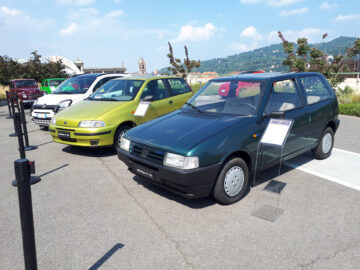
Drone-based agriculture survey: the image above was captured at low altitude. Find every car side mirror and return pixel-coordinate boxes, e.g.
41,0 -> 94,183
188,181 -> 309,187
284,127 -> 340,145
263,111 -> 285,118
141,95 -> 154,102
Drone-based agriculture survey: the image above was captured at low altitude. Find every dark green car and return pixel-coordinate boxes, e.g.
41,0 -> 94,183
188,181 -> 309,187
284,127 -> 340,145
118,72 -> 340,204
40,78 -> 66,93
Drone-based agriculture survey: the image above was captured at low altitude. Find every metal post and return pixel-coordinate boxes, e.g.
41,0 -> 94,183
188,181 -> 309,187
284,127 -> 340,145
19,101 -> 37,151
14,158 -> 38,270
9,94 -> 18,137
12,113 -> 41,187
6,91 -> 13,119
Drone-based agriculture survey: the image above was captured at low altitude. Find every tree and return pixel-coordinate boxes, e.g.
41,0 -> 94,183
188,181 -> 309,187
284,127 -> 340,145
0,51 -> 68,85
278,31 -> 360,89
166,42 -> 200,77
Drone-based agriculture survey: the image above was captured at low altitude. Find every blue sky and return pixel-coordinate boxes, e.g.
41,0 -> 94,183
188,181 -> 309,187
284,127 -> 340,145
0,0 -> 359,72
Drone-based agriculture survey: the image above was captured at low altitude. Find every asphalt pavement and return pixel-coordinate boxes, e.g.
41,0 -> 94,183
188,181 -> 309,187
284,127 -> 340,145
0,106 -> 359,270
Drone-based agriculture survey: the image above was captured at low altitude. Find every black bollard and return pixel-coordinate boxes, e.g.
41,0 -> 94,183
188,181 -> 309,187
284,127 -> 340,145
12,113 -> 41,186
9,94 -> 18,137
6,91 -> 13,119
14,158 -> 38,270
19,101 -> 37,151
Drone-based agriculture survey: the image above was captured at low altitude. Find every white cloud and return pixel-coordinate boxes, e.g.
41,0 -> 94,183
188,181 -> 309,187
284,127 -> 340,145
0,6 -> 22,16
173,23 -> 217,42
240,0 -> 303,7
267,0 -> 302,7
114,0 -> 122,3
59,22 -> 79,36
240,0 -> 262,3
231,42 -> 252,52
56,0 -> 95,6
335,14 -> 360,21
240,26 -> 263,40
67,8 -> 98,19
319,1 -> 338,10
157,45 -> 167,51
105,10 -> 124,18
280,7 -> 308,16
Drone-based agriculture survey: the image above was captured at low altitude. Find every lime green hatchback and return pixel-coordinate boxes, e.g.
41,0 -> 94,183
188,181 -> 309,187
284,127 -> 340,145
40,78 -> 66,93
49,76 -> 194,149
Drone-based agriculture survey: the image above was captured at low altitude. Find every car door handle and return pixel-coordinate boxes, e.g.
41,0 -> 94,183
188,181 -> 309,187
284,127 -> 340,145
169,100 -> 173,104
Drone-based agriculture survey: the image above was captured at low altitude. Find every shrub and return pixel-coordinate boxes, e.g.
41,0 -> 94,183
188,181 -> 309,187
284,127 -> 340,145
0,84 -> 8,100
339,103 -> 360,117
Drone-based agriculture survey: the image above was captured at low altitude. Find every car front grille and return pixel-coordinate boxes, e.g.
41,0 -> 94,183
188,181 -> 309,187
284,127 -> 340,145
130,142 -> 165,163
32,118 -> 51,126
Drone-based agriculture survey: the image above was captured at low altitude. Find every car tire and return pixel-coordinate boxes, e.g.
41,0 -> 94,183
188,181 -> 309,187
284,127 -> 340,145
113,125 -> 131,152
213,157 -> 249,205
312,127 -> 334,160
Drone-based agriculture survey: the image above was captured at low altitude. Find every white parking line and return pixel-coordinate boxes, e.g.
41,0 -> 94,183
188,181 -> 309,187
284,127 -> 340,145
285,148 -> 360,191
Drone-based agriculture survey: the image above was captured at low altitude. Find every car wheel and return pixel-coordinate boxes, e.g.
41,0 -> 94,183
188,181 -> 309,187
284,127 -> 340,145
312,127 -> 334,160
113,125 -> 131,152
213,157 -> 249,205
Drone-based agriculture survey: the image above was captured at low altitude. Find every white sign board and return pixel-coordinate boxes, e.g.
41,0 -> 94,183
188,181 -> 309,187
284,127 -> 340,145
260,119 -> 293,146
134,101 -> 150,117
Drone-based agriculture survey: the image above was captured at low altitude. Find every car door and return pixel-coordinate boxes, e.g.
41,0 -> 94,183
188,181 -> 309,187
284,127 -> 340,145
165,78 -> 193,109
260,78 -> 310,167
297,75 -> 335,145
138,79 -> 173,123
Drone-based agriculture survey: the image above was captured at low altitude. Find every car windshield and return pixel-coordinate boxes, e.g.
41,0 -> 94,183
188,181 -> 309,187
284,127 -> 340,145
185,79 -> 266,116
49,79 -> 65,87
53,76 -> 97,94
14,80 -> 37,88
89,79 -> 144,101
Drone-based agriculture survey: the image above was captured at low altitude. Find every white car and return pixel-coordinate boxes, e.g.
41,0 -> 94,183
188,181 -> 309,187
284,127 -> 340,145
31,73 -> 125,127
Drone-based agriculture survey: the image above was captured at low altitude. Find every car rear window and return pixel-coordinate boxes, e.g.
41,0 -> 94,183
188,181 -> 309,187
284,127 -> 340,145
299,76 -> 332,105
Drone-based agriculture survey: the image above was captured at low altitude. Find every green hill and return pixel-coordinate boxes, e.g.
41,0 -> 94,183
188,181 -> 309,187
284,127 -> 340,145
161,36 -> 357,74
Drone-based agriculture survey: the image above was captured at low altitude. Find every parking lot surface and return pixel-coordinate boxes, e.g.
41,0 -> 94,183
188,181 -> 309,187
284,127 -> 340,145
1,107 -> 360,270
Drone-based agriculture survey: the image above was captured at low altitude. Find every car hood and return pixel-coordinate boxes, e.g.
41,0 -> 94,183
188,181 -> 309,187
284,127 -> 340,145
54,100 -> 129,127
36,93 -> 84,105
127,110 -> 247,155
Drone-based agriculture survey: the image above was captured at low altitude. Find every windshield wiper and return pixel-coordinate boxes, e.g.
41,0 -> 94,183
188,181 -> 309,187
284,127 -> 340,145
58,91 -> 74,94
185,102 -> 202,113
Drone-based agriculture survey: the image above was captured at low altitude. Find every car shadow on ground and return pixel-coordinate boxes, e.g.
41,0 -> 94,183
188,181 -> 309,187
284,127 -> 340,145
133,175 -> 216,209
62,145 -> 116,158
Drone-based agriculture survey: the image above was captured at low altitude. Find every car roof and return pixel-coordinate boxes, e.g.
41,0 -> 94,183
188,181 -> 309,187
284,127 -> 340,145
114,75 -> 181,81
70,73 -> 124,79
46,78 -> 66,80
211,72 -> 322,81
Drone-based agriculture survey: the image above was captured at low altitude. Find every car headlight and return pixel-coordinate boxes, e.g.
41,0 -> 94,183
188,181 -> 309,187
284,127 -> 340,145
50,118 -> 56,125
119,137 -> 130,152
33,99 -> 38,106
59,99 -> 72,109
78,120 -> 106,128
22,93 -> 27,98
164,153 -> 199,170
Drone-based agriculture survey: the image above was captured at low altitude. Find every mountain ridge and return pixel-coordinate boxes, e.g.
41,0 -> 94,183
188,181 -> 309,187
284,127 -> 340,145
161,36 -> 357,74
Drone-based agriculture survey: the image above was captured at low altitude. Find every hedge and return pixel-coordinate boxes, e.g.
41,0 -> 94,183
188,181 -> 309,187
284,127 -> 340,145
339,103 -> 360,117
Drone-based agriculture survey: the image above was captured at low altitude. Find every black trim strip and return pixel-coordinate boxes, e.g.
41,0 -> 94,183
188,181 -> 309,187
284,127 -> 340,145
49,129 -> 56,133
74,131 -> 111,136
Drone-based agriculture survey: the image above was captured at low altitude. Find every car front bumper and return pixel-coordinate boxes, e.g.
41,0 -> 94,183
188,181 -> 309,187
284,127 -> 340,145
49,124 -> 115,147
117,148 -> 222,199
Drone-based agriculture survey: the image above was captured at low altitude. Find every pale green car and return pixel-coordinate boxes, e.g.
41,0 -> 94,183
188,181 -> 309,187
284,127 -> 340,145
49,76 -> 194,149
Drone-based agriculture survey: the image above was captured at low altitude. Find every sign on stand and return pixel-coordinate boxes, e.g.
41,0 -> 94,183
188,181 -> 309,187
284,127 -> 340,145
251,118 -> 294,222
134,101 -> 150,117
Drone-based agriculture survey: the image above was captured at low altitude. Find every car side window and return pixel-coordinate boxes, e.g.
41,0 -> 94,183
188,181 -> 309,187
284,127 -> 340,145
140,80 -> 169,101
93,77 -> 116,92
265,79 -> 302,114
167,78 -> 192,96
299,76 -> 332,105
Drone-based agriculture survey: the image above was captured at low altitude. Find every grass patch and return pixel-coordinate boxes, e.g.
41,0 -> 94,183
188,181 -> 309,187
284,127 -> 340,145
0,85 -> 9,100
339,103 -> 360,117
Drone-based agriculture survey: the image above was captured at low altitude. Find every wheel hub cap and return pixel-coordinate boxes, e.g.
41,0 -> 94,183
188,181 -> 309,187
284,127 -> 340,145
322,133 -> 332,154
224,166 -> 244,197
